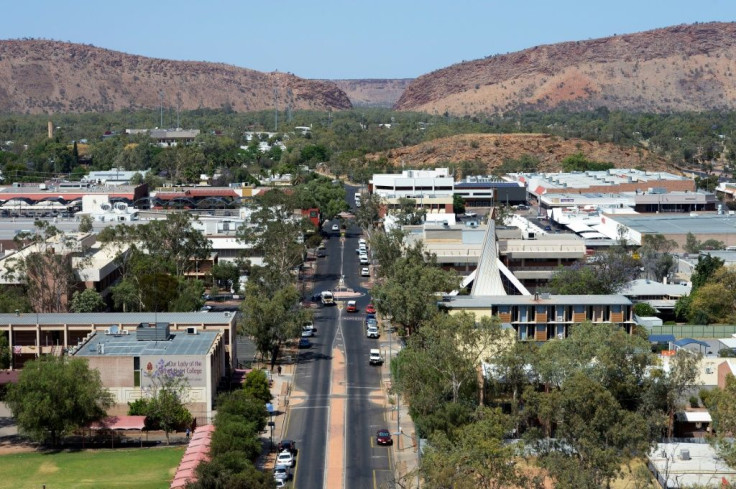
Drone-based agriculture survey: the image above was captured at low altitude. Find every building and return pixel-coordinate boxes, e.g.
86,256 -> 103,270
620,279 -> 691,317
148,129 -> 200,147
370,168 -> 454,198
454,177 -> 526,207
73,322 -> 226,422
648,442 -> 736,488
1,312 -> 238,370
82,169 -> 150,186
441,294 -> 635,341
508,169 -> 695,201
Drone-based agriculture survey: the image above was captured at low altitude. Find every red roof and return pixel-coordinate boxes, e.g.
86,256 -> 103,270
170,425 -> 214,488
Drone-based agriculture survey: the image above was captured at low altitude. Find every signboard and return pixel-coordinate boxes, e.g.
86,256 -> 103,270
141,356 -> 207,388
661,350 -> 676,357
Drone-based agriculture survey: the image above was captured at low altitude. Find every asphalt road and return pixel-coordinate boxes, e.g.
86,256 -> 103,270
285,221 -> 342,489
286,184 -> 393,488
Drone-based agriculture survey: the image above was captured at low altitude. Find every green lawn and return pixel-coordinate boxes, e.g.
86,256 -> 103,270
0,446 -> 185,489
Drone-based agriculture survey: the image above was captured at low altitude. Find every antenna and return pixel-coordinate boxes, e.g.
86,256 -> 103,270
273,86 -> 279,131
159,90 -> 165,128
286,88 -> 293,123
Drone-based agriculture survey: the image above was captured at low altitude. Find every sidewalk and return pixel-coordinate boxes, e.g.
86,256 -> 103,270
382,325 -> 420,489
258,358 -> 296,471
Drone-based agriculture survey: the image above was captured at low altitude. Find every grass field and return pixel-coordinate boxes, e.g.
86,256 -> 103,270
0,446 -> 185,489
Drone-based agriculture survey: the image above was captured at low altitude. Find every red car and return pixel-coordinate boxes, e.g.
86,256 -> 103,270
376,429 -> 393,446
365,304 -> 376,314
346,300 -> 357,313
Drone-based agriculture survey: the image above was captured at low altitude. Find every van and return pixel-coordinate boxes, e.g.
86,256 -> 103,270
320,290 -> 334,306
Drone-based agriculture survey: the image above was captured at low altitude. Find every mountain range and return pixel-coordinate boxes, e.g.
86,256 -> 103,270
1,22 -> 735,115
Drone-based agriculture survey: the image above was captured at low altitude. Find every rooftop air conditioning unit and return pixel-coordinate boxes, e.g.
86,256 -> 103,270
186,327 -> 198,335
680,449 -> 691,461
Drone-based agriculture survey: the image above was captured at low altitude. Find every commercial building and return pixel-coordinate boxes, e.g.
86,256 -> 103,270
0,312 -> 238,370
507,169 -> 695,201
73,322 -> 226,422
370,168 -> 454,198
454,177 -> 526,207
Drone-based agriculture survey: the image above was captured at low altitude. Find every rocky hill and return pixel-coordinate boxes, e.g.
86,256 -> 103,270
368,133 -> 670,175
330,79 -> 413,107
0,40 -> 352,114
396,22 -> 736,116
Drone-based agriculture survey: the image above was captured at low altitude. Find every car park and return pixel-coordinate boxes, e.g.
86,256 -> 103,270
276,450 -> 295,467
376,429 -> 393,445
346,300 -> 357,313
361,267 -> 370,277
365,304 -> 376,314
273,465 -> 290,482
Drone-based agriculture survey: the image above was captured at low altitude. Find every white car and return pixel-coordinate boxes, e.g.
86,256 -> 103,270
359,255 -> 369,265
331,224 -> 339,231
359,238 -> 366,246
277,450 -> 295,467
366,326 -> 379,338
301,327 -> 314,337
361,267 -> 370,277
273,465 -> 290,482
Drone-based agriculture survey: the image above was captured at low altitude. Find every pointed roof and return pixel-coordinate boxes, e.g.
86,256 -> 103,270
471,218 -> 507,296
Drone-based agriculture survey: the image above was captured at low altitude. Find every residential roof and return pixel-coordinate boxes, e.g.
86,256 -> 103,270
674,338 -> 711,349
0,311 -> 237,326
74,330 -> 219,357
648,334 -> 676,344
675,411 -> 712,423
620,279 -> 692,297
649,442 -> 735,488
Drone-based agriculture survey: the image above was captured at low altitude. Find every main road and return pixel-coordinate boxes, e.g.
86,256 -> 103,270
285,185 -> 393,488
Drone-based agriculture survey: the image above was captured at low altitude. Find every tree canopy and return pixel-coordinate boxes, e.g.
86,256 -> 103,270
6,356 -> 113,445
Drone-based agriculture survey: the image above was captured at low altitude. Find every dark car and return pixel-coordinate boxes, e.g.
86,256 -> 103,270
544,225 -> 552,231
376,429 -> 393,446
278,439 -> 297,454
298,338 -> 311,349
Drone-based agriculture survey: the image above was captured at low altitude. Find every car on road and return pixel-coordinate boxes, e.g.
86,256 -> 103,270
376,429 -> 393,446
361,267 -> 370,277
359,238 -> 366,245
346,300 -> 357,313
365,304 -> 376,314
544,225 -> 552,231
275,478 -> 286,488
301,327 -> 314,337
369,348 -> 384,365
366,325 -> 379,338
298,338 -> 311,349
273,464 -> 290,481
278,439 -> 297,454
359,255 -> 370,265
276,450 -> 295,467
331,224 -> 339,232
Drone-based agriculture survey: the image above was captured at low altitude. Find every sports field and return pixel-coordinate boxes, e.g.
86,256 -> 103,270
0,446 -> 185,489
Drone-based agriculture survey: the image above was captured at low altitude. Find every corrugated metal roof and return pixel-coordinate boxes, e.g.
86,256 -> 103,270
74,330 -> 219,357
0,312 -> 237,325
444,294 -> 632,307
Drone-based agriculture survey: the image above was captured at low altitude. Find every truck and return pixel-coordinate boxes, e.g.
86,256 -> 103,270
320,290 -> 334,306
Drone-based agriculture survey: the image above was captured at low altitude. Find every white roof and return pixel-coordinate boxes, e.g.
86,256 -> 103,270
675,411 -> 712,423
719,338 -> 736,349
568,221 -> 594,233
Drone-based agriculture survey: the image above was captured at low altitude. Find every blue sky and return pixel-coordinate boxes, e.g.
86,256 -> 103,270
6,0 -> 736,79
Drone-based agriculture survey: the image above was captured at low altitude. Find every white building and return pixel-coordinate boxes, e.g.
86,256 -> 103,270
370,168 -> 454,199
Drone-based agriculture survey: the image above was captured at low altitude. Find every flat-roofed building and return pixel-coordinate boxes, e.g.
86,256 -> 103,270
370,168 -> 454,198
440,293 -> 635,341
1,312 -> 238,370
73,322 -> 225,423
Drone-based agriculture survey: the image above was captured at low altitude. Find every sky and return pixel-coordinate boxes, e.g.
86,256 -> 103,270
5,0 -> 736,80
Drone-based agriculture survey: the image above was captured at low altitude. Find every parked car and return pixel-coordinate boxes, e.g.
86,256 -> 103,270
365,304 -> 376,314
275,478 -> 286,488
301,327 -> 314,337
366,326 -> 380,338
359,256 -> 370,265
278,439 -> 297,454
361,267 -> 370,277
376,429 -> 393,446
274,465 -> 290,482
303,322 -> 315,333
346,300 -> 357,313
331,224 -> 339,232
298,338 -> 311,349
276,450 -> 295,467
544,225 -> 552,231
